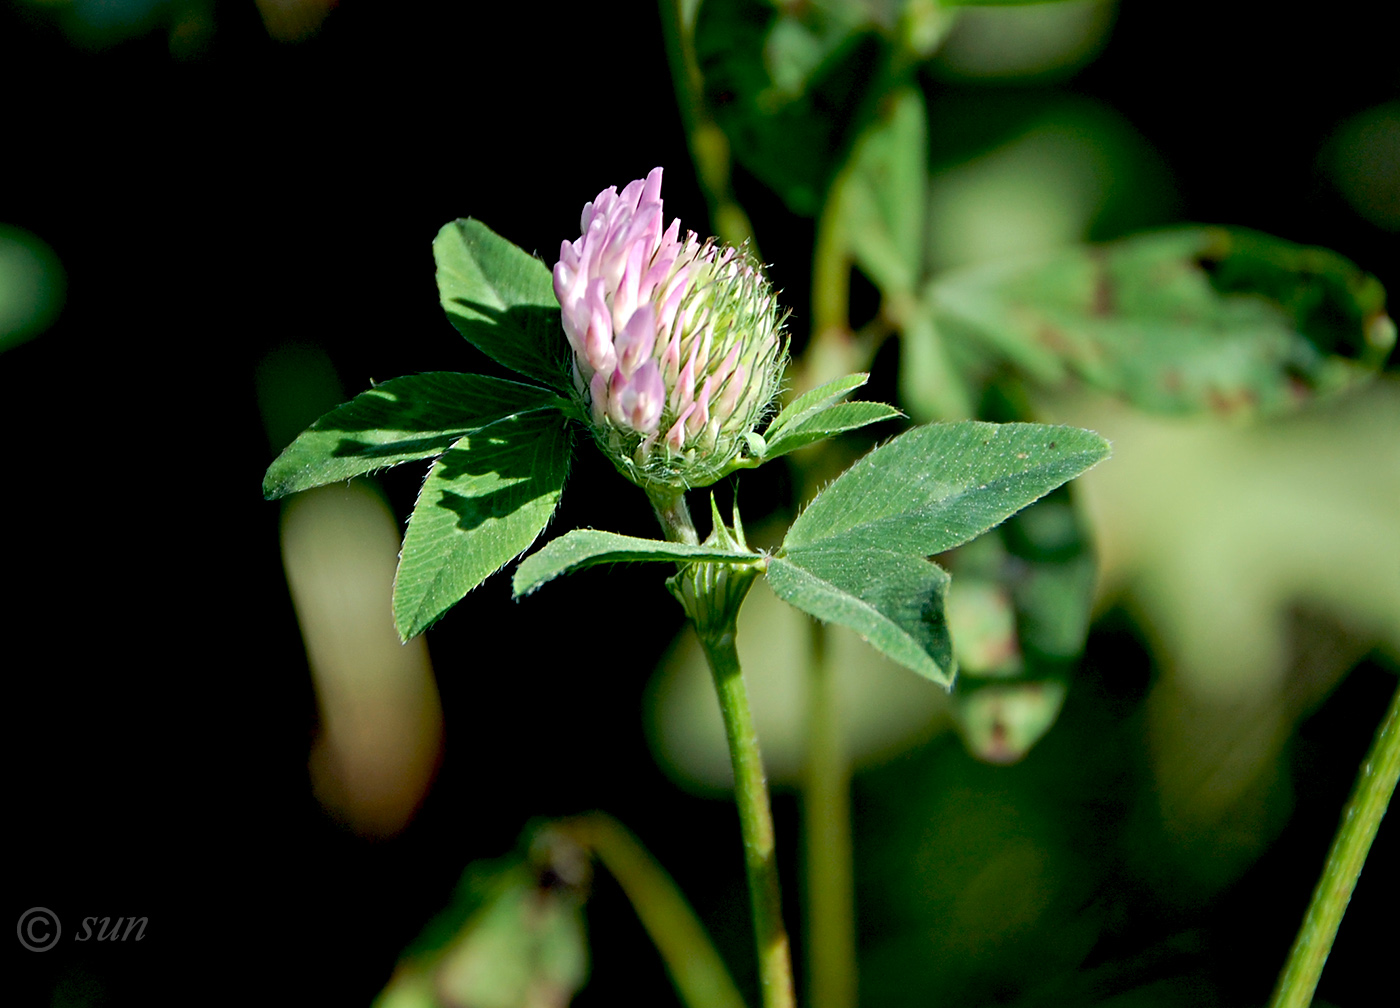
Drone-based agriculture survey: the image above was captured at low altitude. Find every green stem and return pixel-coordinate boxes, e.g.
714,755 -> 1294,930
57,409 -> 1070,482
804,621 -> 857,1008
700,629 -> 797,1008
1267,681 -> 1400,1008
650,488 -> 699,546
650,489 -> 794,1008
558,813 -> 748,1008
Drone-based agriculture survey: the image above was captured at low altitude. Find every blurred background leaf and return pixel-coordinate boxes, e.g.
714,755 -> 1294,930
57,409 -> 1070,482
260,343 -> 444,839
931,0 -> 1116,83
929,226 -> 1394,417
376,829 -> 590,1008
1040,378 -> 1400,884
0,223 -> 64,352
695,0 -> 891,216
941,491 -> 1097,763
1324,101 -> 1400,233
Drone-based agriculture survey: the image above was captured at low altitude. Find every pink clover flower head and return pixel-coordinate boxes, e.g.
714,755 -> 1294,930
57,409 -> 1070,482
554,167 -> 786,489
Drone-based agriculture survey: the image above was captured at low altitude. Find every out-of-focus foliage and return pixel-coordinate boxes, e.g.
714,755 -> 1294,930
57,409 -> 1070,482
854,688 -> 1195,1008
931,0 -> 1116,82
1325,101 -> 1400,232
1050,382 -> 1400,695
942,492 -> 1097,762
0,224 -> 64,352
832,85 -> 1393,423
837,85 -> 1177,420
375,830 -> 590,1008
694,0 -> 892,216
920,94 -> 1171,268
280,482 -> 443,838
18,0 -> 333,51
1045,379 -> 1400,874
258,344 -> 444,839
254,0 -> 338,43
931,226 -> 1395,417
20,0 -> 174,49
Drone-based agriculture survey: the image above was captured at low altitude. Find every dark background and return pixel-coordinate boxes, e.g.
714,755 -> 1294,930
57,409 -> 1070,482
5,2 -> 1396,1005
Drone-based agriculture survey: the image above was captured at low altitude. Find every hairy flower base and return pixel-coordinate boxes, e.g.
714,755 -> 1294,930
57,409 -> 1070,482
554,168 -> 786,490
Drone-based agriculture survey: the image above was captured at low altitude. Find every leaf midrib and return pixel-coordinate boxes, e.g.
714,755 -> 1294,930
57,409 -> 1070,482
400,410 -> 567,631
788,446 -> 1104,552
772,547 -> 942,677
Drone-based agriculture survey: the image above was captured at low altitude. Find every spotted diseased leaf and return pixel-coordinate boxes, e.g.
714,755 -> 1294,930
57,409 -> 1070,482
929,226 -> 1395,416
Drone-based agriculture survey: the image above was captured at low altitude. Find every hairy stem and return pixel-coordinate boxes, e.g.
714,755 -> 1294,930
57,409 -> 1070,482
557,813 -> 748,1008
700,629 -> 796,1008
1267,681 -> 1400,1008
651,487 -> 792,1008
650,488 -> 699,546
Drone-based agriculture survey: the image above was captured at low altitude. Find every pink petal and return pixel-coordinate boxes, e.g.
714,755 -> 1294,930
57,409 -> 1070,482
609,360 -> 664,434
615,303 -> 657,378
582,278 -> 617,374
642,167 -> 664,205
589,369 -> 611,425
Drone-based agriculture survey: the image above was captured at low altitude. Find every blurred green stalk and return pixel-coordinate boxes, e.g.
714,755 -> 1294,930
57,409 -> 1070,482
804,621 -> 858,1008
791,177 -> 870,1008
659,0 -> 756,250
1268,681 -> 1400,1008
557,813 -> 747,1008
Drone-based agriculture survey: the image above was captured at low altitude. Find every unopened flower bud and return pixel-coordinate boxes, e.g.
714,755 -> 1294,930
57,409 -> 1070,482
554,167 -> 786,489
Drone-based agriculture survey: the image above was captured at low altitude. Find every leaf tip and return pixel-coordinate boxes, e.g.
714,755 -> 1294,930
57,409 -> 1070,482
262,470 -> 291,501
509,568 -> 538,600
